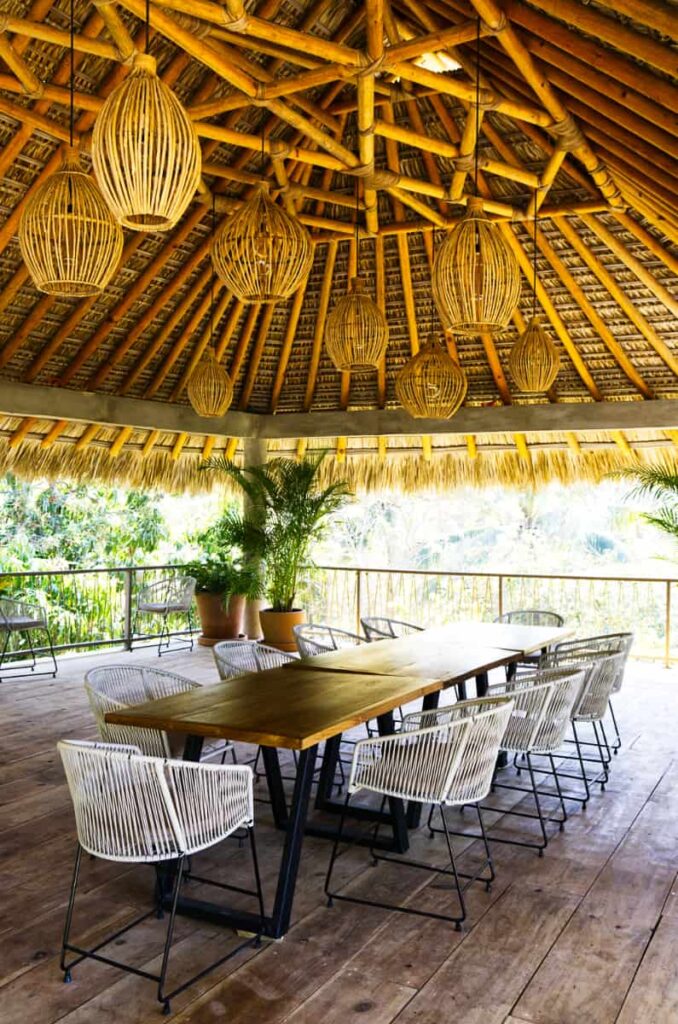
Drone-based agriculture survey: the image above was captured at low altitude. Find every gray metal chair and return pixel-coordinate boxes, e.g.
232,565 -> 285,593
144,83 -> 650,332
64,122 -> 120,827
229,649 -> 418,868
0,597 -> 57,681
495,608 -> 565,674
133,574 -> 196,656
361,616 -> 423,641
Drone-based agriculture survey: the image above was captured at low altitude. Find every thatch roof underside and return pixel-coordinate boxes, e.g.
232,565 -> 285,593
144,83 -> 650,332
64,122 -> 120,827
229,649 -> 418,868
0,0 -> 676,491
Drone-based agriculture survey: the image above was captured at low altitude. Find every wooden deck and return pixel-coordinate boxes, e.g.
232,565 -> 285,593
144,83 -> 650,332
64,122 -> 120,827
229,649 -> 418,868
1,642 -> 677,1024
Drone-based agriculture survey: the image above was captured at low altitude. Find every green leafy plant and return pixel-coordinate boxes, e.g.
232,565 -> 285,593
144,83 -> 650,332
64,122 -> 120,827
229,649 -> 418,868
201,453 -> 351,612
184,509 -> 263,602
620,461 -> 678,541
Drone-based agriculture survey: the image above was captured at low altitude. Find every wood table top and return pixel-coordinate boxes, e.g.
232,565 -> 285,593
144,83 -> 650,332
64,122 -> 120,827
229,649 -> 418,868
418,621 -> 573,655
292,636 -> 515,682
105,666 -> 442,750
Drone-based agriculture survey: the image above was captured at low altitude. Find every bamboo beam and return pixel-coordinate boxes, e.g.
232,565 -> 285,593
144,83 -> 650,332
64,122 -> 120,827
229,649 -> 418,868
304,240 -> 338,411
92,0 -> 136,60
0,14 -> 119,58
613,212 -> 678,280
375,234 -> 387,408
570,0 -> 677,45
385,19 -> 488,61
527,146 -> 566,218
8,417 -> 38,447
238,304 -> 277,410
229,304 -> 262,387
357,73 -> 378,234
533,226 -> 654,398
270,282 -> 308,413
170,290 -> 234,400
41,419 -> 68,448
468,0 -> 625,210
524,0 -> 677,77
580,215 -> 678,321
397,235 -> 419,356
405,99 -> 448,217
0,34 -> 42,95
557,218 -> 678,379
481,333 -> 512,404
109,426 -> 134,457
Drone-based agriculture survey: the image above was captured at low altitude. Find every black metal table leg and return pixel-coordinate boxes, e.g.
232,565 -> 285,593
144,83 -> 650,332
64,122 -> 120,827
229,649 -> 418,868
261,744 -> 289,829
268,745 -> 318,938
315,734 -> 342,809
475,670 -> 489,697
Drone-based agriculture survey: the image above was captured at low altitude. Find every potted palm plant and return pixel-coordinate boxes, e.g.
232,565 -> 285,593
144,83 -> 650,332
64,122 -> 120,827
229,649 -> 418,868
202,453 -> 350,650
184,512 -> 262,645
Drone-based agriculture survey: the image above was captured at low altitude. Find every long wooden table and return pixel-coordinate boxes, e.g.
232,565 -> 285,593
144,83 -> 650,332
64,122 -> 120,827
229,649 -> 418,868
104,623 -> 569,938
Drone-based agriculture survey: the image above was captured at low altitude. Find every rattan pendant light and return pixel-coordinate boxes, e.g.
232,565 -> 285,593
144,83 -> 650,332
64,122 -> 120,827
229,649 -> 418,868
18,1 -> 122,296
325,186 -> 388,372
396,333 -> 467,419
509,201 -> 559,392
91,6 -> 200,231
211,182 -> 313,303
187,202 -> 233,417
431,21 -> 520,335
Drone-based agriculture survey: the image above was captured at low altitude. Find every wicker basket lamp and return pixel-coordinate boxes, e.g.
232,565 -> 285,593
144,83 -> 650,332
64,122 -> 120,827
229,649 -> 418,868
396,334 -> 468,419
19,147 -> 123,297
187,349 -> 233,417
325,277 -> 388,372
509,316 -> 560,392
432,197 -> 521,335
92,53 -> 201,231
211,185 -> 313,303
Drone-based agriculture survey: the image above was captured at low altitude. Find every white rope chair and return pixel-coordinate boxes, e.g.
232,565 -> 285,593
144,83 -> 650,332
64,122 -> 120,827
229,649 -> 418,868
133,574 -> 196,656
494,608 -> 565,675
293,622 -> 366,658
58,739 -> 264,1015
324,696 -> 514,930
539,648 -> 627,805
213,640 -> 297,680
0,597 -> 58,681
427,667 -> 586,855
551,632 -> 633,752
361,616 -> 423,641
84,664 -> 233,763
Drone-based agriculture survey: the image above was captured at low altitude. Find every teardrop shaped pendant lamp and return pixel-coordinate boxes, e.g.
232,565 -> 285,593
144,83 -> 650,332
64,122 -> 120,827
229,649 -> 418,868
212,184 -> 313,303
92,52 -> 201,231
508,196 -> 559,392
432,196 -> 521,336
325,276 -> 389,371
187,348 -> 233,417
396,334 -> 467,419
19,147 -> 123,297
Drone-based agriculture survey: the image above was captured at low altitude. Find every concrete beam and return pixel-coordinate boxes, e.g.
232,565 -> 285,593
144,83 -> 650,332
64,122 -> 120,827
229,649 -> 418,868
1,377 -> 678,442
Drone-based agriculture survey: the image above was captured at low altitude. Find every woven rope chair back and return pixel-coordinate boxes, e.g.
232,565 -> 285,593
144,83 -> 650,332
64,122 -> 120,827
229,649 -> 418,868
213,640 -> 259,680
554,632 -> 633,694
495,609 -> 565,627
498,667 -> 587,754
541,649 -> 626,722
350,697 -> 513,806
293,623 -> 366,657
0,597 -> 47,628
361,617 -> 423,640
84,665 -> 199,757
253,645 -> 297,671
138,575 -> 196,611
58,740 -> 253,862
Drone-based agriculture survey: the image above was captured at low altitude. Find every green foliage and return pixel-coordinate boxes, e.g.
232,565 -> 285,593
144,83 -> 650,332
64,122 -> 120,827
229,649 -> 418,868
201,453 -> 351,611
619,462 -> 678,542
184,508 -> 263,601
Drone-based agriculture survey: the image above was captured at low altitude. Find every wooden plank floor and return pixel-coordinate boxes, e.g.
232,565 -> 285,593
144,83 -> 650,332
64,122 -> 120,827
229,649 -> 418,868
1,642 -> 677,1024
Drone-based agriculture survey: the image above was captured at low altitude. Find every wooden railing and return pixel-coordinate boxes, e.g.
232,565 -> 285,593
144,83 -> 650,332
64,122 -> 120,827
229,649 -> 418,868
298,565 -> 676,666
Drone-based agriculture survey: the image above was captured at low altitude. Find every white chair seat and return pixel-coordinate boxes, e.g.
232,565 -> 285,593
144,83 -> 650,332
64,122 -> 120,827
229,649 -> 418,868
138,601 -> 187,614
0,615 -> 45,631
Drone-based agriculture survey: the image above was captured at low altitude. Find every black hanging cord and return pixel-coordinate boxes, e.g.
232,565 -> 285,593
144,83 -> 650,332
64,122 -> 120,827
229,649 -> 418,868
473,17 -> 481,197
211,194 -> 216,347
145,0 -> 150,54
355,178 -> 360,269
532,199 -> 538,319
69,0 -> 74,147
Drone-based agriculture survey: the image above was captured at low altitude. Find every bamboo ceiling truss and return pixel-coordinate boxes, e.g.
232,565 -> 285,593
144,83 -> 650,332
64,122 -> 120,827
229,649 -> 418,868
0,0 -> 675,491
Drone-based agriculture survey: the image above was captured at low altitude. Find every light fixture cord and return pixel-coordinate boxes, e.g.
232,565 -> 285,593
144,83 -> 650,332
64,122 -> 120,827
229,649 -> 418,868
69,0 -> 74,147
532,197 -> 538,318
355,178 -> 359,274
473,16 -> 480,197
211,194 -> 216,349
145,0 -> 150,54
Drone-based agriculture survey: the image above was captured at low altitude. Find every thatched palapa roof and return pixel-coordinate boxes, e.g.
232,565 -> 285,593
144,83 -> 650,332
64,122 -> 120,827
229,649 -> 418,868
0,0 -> 676,491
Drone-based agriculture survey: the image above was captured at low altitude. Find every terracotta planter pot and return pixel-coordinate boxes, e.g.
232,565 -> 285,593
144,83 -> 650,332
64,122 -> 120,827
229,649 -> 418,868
195,592 -> 246,646
259,609 -> 306,652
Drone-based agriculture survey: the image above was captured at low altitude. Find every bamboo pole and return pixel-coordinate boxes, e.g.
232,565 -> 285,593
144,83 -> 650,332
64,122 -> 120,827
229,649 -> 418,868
171,433 -> 189,460
533,226 -> 654,398
141,429 -> 160,457
304,240 -> 338,411
385,19 -> 487,61
527,146 -> 566,218
202,435 -> 216,459
613,212 -> 678,279
215,299 -> 245,361
41,420 -> 68,449
270,282 -> 308,413
357,75 -> 378,234
557,218 -> 678,378
238,304 -> 277,409
8,417 -> 38,447
580,215 -> 678,321
0,34 -> 42,95
0,267 -> 29,318
170,290 -> 234,400
481,334 -> 512,404
375,234 -> 387,408
109,426 -> 134,458
0,14 -> 119,59
92,0 -> 136,60
229,304 -> 262,386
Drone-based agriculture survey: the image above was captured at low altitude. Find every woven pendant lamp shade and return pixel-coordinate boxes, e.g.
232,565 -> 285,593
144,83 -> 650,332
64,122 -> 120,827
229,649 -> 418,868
396,334 -> 468,419
211,186 -> 313,303
325,277 -> 388,372
509,316 -> 560,392
187,349 -> 233,417
92,53 -> 201,231
18,147 -> 123,297
432,197 -> 521,335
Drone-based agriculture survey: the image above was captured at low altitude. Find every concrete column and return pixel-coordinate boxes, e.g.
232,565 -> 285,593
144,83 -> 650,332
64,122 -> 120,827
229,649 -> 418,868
242,437 -> 268,640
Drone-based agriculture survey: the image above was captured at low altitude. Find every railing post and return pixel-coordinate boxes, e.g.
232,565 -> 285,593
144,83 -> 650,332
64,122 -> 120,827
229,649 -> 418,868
665,580 -> 671,669
498,574 -> 504,619
355,569 -> 362,635
123,568 -> 134,650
